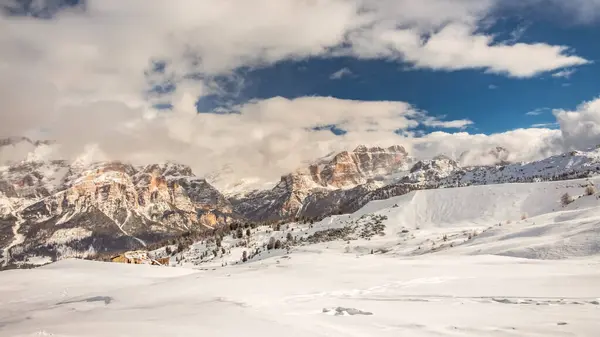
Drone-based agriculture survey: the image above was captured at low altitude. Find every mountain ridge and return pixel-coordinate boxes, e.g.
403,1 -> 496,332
3,138 -> 600,267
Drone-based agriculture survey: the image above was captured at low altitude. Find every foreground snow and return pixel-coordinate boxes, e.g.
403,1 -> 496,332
1,254 -> 599,337
2,178 -> 600,336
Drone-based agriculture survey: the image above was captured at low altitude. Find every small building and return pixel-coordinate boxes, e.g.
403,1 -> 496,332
110,251 -> 170,266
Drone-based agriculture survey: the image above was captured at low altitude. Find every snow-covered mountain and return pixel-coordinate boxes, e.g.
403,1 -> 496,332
4,137 -> 600,268
155,172 -> 600,271
0,159 -> 234,266
230,145 -> 412,221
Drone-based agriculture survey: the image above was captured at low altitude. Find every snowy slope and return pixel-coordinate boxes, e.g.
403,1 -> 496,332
448,147 -> 600,186
0,255 -> 599,337
2,177 -> 600,336
168,177 -> 600,269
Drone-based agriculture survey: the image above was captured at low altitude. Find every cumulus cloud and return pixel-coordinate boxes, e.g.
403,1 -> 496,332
0,0 -> 597,187
555,97 -> 600,150
411,128 -> 563,165
343,23 -> 588,77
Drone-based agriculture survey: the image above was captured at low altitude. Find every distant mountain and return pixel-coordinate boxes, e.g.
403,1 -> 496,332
337,146 -> 600,214
231,145 -> 412,221
4,137 -> 600,268
1,159 -> 234,266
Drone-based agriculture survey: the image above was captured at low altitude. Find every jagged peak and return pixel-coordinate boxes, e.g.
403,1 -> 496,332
0,137 -> 54,147
352,144 -> 408,155
432,154 -> 455,162
353,145 -> 368,152
140,162 -> 194,178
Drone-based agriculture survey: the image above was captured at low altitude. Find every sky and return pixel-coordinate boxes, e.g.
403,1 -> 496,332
1,0 -> 600,185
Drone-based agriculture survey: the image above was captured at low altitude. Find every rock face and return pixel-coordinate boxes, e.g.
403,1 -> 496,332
232,145 -> 411,220
311,145 -> 409,188
0,160 -> 233,266
403,155 -> 460,184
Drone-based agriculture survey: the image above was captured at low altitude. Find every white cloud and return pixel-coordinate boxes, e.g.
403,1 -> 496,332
0,0 -> 598,185
552,69 -> 576,78
531,122 -> 559,128
555,97 -> 600,150
329,67 -> 353,80
344,23 -> 589,78
407,127 -> 563,167
489,84 -> 498,89
526,108 -> 550,116
421,117 -> 473,129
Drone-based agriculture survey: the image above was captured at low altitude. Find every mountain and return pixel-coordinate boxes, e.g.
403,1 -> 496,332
230,145 -> 412,220
233,146 -> 600,222
0,159 -> 234,266
336,146 -> 600,214
4,138 -> 600,268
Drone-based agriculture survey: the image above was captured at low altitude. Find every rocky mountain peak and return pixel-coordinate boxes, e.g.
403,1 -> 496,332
233,145 -> 412,220
405,156 -> 460,184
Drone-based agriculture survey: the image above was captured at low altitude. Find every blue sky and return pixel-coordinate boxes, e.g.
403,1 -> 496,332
191,16 -> 600,135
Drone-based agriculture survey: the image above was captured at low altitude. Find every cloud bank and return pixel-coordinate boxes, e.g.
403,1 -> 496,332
1,0 -> 599,187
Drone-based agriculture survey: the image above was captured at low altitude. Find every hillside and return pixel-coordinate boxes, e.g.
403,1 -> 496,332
154,177 -> 600,270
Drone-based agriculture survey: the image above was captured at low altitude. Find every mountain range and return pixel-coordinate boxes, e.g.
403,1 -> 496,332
2,137 -> 600,267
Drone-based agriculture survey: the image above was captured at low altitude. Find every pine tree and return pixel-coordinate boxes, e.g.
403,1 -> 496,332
267,237 -> 276,250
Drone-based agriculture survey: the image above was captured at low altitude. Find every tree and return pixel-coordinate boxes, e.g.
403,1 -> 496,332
246,228 -> 251,237
286,232 -> 293,242
236,227 -> 244,239
165,246 -> 172,255
585,185 -> 597,196
561,192 -> 574,206
242,250 -> 248,262
267,237 -> 276,250
274,239 -> 282,249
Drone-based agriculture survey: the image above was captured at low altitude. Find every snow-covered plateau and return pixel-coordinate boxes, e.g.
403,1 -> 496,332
1,176 -> 600,336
